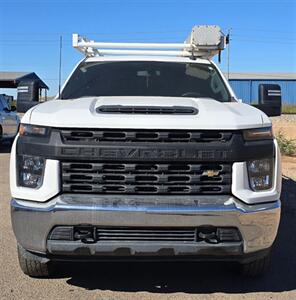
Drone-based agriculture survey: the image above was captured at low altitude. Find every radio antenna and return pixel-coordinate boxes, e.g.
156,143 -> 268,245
58,35 -> 62,98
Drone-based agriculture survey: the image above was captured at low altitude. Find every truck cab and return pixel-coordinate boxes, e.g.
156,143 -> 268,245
10,26 -> 282,278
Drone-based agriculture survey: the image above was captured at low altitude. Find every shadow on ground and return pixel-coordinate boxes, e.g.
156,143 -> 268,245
56,177 -> 296,293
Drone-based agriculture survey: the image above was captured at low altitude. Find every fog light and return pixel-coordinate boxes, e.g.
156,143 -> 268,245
18,155 -> 45,188
49,226 -> 74,241
247,158 -> 274,191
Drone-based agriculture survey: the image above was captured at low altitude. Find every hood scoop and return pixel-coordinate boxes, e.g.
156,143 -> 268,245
96,105 -> 198,115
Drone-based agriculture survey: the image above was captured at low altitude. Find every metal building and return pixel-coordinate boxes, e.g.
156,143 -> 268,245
226,73 -> 296,105
0,71 -> 48,90
0,71 -> 49,100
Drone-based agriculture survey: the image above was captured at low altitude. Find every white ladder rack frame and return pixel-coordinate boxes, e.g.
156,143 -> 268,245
72,25 -> 226,59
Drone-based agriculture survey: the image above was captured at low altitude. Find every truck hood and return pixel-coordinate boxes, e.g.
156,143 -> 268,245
25,96 -> 271,130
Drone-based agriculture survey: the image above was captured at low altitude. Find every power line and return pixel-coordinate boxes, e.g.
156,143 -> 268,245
232,27 -> 296,35
232,34 -> 296,42
0,29 -> 188,37
2,30 -> 296,44
233,38 -> 296,44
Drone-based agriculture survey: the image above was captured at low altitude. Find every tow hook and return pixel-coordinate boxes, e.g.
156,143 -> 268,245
197,230 -> 219,244
74,227 -> 96,244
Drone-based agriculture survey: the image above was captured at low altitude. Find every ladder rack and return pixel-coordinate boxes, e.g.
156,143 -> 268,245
73,25 -> 226,59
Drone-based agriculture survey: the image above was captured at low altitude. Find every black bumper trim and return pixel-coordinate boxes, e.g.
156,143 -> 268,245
47,240 -> 243,257
44,241 -> 270,264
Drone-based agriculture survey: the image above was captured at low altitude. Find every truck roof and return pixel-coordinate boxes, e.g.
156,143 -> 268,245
85,56 -> 212,64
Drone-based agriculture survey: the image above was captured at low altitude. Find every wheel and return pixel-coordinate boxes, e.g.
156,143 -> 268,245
17,244 -> 54,277
240,252 -> 271,277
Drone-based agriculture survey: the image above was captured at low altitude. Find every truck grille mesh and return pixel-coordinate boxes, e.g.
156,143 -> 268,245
96,228 -> 197,242
60,129 -> 233,143
62,162 -> 232,195
49,226 -> 242,243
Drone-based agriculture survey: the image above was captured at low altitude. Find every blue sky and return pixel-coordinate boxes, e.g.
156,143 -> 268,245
0,0 -> 295,96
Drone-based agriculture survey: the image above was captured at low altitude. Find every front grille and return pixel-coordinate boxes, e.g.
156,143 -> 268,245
60,129 -> 233,143
96,228 -> 196,242
49,226 -> 242,244
62,162 -> 232,195
96,105 -> 198,115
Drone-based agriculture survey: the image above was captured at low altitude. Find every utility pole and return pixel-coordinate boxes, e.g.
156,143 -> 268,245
227,28 -> 232,80
58,35 -> 62,98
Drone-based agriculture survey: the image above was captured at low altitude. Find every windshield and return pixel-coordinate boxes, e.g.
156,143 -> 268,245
61,61 -> 231,102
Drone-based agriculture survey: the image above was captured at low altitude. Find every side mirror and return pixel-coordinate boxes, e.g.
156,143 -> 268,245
17,80 -> 40,113
10,106 -> 16,112
252,84 -> 282,117
17,101 -> 39,113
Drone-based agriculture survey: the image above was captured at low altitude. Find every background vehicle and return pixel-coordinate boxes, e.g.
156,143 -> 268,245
0,94 -> 20,144
10,26 -> 282,278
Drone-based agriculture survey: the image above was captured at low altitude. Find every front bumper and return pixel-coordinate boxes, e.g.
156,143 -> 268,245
11,194 -> 280,260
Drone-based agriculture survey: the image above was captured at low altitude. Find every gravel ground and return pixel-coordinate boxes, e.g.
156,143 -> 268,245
271,114 -> 296,124
272,114 -> 296,140
0,143 -> 296,300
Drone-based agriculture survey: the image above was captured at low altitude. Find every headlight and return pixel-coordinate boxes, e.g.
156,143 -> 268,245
19,124 -> 49,137
247,158 -> 274,191
18,155 -> 45,188
243,127 -> 273,141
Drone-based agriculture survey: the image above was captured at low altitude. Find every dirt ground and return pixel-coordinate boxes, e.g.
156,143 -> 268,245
0,116 -> 295,300
272,115 -> 296,140
272,115 -> 296,180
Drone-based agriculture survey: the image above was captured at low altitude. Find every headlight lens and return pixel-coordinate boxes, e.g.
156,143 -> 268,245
243,127 -> 273,141
247,158 -> 274,191
18,155 -> 45,188
19,124 -> 49,137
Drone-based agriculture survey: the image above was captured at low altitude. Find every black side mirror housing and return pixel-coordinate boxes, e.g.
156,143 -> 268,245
17,80 -> 40,113
17,101 -> 39,113
252,84 -> 282,117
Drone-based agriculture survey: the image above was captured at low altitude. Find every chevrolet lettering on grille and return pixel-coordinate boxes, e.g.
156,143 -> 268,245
60,147 -> 231,160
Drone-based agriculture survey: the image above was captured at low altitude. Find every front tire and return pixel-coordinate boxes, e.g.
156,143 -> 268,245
241,252 -> 271,277
17,244 -> 54,277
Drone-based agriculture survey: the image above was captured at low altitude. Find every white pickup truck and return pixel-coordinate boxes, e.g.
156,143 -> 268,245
10,26 -> 282,278
0,94 -> 19,144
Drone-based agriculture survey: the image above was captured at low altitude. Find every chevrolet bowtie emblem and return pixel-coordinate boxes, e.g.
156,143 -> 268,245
202,170 -> 220,177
